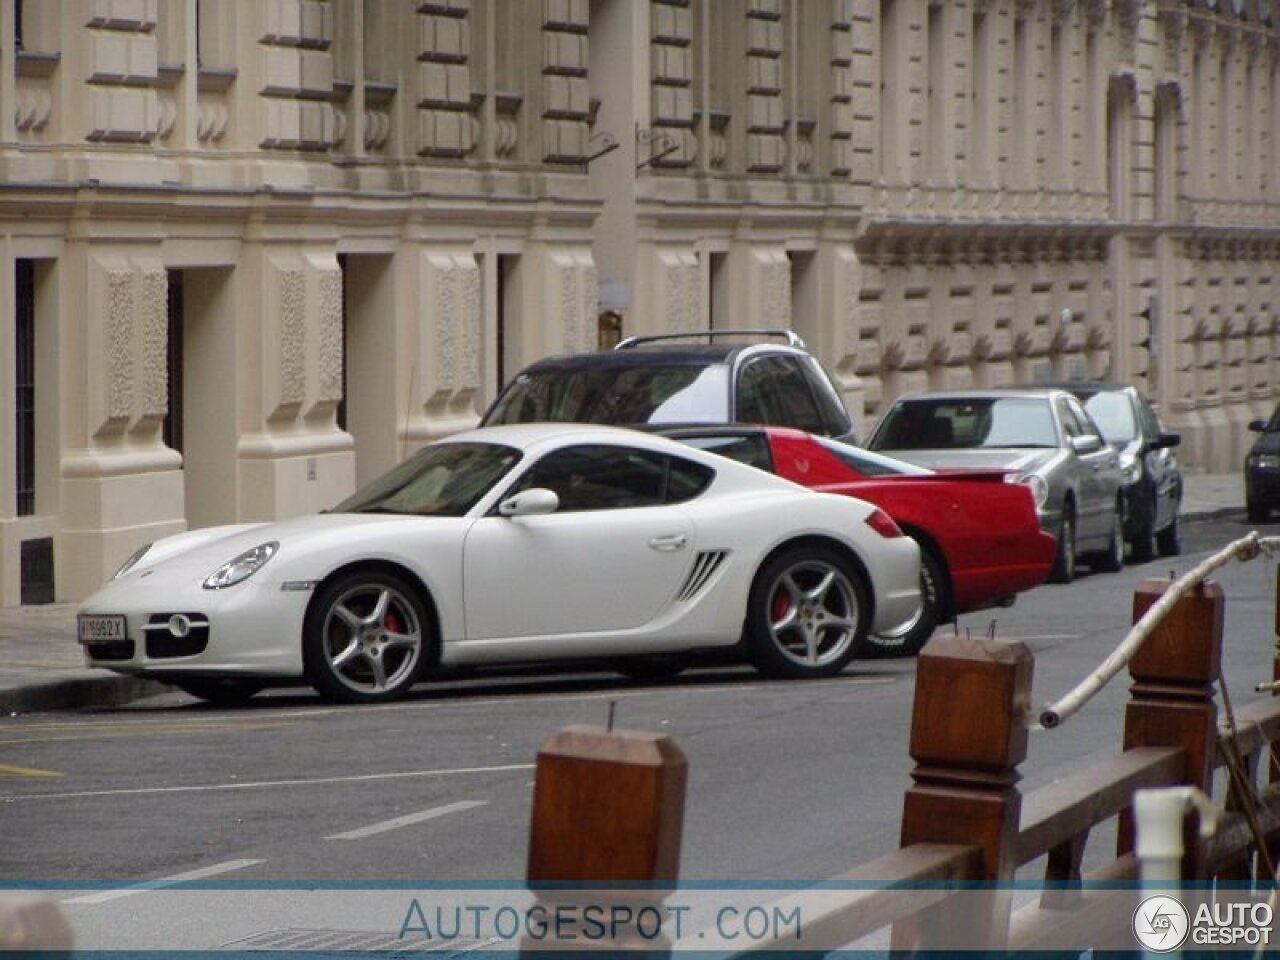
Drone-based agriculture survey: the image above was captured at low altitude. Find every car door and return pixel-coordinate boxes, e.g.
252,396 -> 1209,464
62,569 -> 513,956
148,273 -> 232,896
1058,396 -> 1118,543
462,444 -> 699,643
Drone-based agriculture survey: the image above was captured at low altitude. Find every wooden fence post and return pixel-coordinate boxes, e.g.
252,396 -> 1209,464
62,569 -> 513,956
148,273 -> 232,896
522,724 -> 687,956
1117,577 -> 1223,879
894,634 -> 1033,950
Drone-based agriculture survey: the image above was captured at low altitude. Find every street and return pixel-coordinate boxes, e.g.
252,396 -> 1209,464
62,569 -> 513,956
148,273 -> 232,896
2,512 -> 1277,895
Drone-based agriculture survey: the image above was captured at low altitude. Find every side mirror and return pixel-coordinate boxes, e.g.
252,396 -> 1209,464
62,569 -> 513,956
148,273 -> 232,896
1153,431 -> 1182,450
1249,419 -> 1267,433
498,487 -> 560,518
1070,434 -> 1102,455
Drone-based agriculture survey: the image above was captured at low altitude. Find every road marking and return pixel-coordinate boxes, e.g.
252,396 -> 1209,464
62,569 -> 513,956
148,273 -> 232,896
0,719 -> 295,746
0,762 -> 62,778
60,859 -> 265,905
1,762 -> 534,803
325,800 -> 486,840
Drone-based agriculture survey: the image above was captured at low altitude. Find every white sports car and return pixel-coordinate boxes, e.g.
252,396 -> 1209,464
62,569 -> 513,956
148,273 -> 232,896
77,424 -> 921,704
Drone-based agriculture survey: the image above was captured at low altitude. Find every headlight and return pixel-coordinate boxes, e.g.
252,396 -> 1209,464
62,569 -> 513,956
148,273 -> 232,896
203,542 -> 279,590
113,543 -> 152,580
1251,454 -> 1280,470
1015,474 -> 1049,509
1119,455 -> 1142,485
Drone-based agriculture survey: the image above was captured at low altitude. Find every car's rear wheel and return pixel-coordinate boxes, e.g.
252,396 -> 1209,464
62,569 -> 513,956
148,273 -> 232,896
745,546 -> 867,679
174,678 -> 264,706
1156,511 -> 1181,557
303,570 -> 430,704
1048,505 -> 1077,584
856,547 -> 944,659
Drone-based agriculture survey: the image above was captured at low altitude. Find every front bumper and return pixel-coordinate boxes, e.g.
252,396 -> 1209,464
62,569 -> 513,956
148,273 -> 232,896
78,578 -> 312,679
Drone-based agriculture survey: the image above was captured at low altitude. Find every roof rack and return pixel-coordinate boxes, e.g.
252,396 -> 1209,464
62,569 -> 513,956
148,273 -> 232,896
614,329 -> 807,351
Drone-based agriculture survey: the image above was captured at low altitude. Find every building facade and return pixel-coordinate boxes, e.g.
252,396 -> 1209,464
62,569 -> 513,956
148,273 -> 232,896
0,0 -> 1277,605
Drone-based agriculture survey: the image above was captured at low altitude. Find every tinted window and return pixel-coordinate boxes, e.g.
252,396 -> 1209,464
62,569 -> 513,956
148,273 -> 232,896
483,364 -> 730,426
334,442 -> 522,516
800,357 -> 853,436
512,445 -> 712,512
672,433 -> 774,472
736,357 -> 826,433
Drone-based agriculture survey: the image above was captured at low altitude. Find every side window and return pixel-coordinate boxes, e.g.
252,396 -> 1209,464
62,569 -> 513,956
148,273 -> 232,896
800,357 -> 853,437
1056,399 -> 1083,439
1137,396 -> 1162,440
513,445 -> 711,511
1064,397 -> 1103,443
737,359 -> 776,425
737,357 -> 826,434
666,456 -> 715,503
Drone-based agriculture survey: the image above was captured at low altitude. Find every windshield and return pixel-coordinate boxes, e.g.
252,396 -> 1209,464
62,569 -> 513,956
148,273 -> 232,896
332,442 -> 522,516
483,364 -> 730,426
1082,392 -> 1137,444
870,397 -> 1059,450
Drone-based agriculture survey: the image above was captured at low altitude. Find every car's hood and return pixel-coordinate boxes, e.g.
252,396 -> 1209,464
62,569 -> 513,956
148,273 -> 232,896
1250,432 -> 1280,457
881,448 -> 1059,473
120,513 -> 468,583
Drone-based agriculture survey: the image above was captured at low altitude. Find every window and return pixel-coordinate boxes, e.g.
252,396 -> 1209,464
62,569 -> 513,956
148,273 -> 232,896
736,357 -> 825,434
800,357 -> 853,437
513,445 -> 713,512
672,432 -> 775,473
15,260 -> 34,516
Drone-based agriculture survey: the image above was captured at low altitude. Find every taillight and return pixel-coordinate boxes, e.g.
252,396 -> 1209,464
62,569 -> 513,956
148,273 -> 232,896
865,507 -> 904,539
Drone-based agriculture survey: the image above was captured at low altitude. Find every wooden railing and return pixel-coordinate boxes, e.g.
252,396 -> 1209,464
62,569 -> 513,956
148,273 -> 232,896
519,569 -> 1280,955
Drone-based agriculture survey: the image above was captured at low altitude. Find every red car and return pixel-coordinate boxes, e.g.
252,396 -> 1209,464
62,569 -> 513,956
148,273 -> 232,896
664,426 -> 1058,658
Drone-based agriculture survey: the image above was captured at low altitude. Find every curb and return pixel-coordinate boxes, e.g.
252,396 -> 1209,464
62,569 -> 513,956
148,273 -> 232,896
1,675 -> 171,716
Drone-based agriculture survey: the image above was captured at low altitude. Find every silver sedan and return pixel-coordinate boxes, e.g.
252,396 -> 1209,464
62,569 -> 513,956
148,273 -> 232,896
866,388 -> 1125,584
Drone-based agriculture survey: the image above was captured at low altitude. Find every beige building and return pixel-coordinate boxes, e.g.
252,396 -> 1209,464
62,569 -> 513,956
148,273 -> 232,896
0,0 -> 1277,605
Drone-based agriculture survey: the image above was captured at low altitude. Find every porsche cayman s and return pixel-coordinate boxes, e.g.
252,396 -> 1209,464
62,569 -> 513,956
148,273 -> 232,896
77,424 -> 921,704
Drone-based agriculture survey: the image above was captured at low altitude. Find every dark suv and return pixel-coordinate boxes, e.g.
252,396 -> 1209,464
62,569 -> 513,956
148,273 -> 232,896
480,330 -> 858,443
1052,382 -> 1183,561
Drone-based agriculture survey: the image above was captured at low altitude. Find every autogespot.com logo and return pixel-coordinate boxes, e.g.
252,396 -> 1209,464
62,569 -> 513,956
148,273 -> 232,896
1133,895 -> 1190,953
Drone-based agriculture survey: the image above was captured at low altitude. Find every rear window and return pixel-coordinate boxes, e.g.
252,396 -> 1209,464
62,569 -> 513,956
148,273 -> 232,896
483,363 -> 730,427
870,397 -> 1058,450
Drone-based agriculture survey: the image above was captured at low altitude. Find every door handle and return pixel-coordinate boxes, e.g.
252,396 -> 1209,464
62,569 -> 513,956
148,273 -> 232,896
648,534 -> 688,552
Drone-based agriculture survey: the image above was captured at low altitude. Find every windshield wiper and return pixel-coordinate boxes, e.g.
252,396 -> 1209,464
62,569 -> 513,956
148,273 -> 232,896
346,505 -> 409,515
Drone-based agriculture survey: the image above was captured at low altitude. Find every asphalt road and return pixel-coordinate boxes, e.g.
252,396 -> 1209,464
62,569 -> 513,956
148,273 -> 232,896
2,512 -> 1276,900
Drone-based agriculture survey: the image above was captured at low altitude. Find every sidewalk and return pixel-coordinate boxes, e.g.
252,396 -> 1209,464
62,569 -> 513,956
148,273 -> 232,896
0,472 -> 1251,715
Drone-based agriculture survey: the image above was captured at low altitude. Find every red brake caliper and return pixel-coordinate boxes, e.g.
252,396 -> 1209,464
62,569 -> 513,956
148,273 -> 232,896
771,590 -> 791,624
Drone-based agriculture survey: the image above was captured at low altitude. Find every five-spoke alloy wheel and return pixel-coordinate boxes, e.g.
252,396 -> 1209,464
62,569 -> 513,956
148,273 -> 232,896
304,570 -> 430,704
746,546 -> 868,678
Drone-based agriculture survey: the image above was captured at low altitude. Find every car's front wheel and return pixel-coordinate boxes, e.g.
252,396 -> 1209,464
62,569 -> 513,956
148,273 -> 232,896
174,678 -> 264,706
745,546 -> 867,679
856,547 -> 944,659
1156,511 -> 1181,557
1048,505 -> 1077,584
1128,488 -> 1156,563
303,570 -> 430,704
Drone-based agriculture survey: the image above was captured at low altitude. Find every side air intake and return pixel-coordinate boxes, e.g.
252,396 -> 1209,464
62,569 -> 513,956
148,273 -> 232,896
677,550 -> 728,602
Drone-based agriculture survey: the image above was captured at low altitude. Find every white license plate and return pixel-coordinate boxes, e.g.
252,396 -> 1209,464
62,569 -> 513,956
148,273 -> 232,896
78,615 -> 127,645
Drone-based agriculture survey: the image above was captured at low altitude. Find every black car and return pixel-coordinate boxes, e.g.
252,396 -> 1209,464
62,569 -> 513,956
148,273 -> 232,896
1053,382 -> 1183,561
480,329 -> 858,443
1246,404 -> 1280,522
